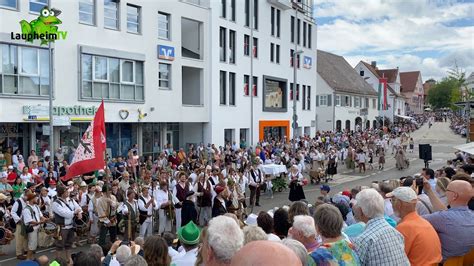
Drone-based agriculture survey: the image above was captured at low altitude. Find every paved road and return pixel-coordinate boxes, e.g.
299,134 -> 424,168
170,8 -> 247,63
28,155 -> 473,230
0,121 -> 464,265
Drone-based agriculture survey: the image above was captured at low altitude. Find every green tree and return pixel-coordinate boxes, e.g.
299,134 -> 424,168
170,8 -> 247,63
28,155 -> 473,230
427,77 -> 462,109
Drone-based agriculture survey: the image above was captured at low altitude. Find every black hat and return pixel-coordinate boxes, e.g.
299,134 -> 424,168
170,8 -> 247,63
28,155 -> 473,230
102,184 -> 111,193
56,185 -> 67,196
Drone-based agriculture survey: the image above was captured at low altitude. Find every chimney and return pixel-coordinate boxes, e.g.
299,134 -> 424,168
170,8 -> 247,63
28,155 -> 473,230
371,61 -> 376,68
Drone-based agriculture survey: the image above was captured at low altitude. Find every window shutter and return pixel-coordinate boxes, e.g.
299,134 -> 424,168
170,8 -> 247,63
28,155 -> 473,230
327,95 -> 332,106
316,95 -> 319,107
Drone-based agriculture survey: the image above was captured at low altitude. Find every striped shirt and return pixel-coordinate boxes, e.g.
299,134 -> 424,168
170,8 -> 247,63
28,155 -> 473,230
354,217 -> 409,266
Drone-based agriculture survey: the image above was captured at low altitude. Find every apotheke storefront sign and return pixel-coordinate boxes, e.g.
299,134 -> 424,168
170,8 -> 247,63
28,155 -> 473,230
23,105 -> 97,116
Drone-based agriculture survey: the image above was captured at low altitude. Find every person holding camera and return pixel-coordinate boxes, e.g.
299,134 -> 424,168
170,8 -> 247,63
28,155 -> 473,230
52,185 -> 82,263
22,191 -> 47,260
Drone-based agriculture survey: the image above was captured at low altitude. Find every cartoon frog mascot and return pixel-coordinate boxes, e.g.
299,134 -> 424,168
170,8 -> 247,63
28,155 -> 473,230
20,7 -> 62,44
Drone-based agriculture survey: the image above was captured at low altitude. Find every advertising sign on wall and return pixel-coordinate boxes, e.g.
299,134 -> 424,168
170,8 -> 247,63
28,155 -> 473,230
263,76 -> 287,112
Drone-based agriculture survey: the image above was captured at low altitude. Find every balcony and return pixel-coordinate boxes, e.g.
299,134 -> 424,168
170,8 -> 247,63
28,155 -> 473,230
267,0 -> 293,10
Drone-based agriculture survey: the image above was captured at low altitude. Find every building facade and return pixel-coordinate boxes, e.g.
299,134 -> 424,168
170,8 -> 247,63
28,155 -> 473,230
316,51 -> 378,132
400,71 -> 424,115
0,0 -> 316,159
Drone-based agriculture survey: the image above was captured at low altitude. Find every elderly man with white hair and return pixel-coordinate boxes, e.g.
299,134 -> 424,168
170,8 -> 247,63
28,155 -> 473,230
288,215 -> 319,253
202,215 -> 244,266
352,188 -> 409,266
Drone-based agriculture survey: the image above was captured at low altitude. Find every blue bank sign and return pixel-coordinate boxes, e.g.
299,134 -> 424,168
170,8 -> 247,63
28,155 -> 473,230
303,56 -> 312,69
158,45 -> 175,61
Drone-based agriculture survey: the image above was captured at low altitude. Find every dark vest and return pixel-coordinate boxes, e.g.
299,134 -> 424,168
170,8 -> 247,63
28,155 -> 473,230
176,183 -> 189,202
250,169 -> 262,183
197,181 -> 212,207
124,201 -> 138,222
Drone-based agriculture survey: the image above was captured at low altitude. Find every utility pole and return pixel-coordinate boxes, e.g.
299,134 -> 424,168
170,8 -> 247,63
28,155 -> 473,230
48,0 -> 54,157
292,4 -> 303,154
249,0 -> 254,149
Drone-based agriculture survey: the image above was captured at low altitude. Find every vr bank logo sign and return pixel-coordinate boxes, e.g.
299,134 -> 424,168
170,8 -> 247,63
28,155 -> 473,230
158,45 -> 175,61
303,56 -> 312,69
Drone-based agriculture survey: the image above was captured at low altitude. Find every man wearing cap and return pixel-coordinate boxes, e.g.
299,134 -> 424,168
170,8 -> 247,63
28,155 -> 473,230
212,185 -> 230,218
387,187 -> 442,265
11,192 -> 28,259
172,221 -> 201,266
249,163 -> 263,207
97,184 -> 118,246
155,180 -> 176,234
52,185 -> 82,262
118,189 -> 139,241
320,185 -> 331,203
138,185 -> 157,237
48,179 -> 57,198
0,173 -> 13,196
6,165 -> 17,185
22,191 -> 46,260
78,181 -> 89,213
173,172 -> 192,229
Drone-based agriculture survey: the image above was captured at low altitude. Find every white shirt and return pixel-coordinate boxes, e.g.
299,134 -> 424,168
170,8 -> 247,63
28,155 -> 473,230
171,248 -> 198,266
154,188 -> 173,208
118,200 -> 138,216
20,173 -> 32,184
22,204 -> 42,230
48,187 -> 57,198
11,198 -> 27,223
267,233 -> 281,242
138,195 -> 157,222
51,198 -> 80,229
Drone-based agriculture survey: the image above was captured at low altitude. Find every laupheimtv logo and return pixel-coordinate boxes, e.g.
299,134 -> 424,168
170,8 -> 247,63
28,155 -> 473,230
11,7 -> 67,45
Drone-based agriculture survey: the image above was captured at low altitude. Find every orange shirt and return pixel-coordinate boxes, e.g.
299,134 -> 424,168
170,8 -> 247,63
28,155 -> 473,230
396,211 -> 442,266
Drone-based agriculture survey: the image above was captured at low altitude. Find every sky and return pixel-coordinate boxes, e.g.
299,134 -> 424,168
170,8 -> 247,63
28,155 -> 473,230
314,0 -> 474,82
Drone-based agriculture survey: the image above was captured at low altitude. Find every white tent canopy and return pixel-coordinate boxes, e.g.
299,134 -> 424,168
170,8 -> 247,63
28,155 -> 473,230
454,142 -> 474,154
395,114 -> 413,120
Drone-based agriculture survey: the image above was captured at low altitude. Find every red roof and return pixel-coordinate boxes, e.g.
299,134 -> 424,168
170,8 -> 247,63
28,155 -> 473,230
359,61 -> 398,96
400,71 -> 421,93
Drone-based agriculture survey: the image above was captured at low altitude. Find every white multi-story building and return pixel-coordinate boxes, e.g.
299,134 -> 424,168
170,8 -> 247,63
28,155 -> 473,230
0,0 -> 316,158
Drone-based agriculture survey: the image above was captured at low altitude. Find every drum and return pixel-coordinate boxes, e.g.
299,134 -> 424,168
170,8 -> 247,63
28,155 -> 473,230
73,212 -> 90,235
43,222 -> 57,235
42,211 -> 50,219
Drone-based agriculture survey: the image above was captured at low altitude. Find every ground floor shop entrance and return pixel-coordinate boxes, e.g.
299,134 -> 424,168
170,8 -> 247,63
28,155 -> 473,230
259,120 -> 290,142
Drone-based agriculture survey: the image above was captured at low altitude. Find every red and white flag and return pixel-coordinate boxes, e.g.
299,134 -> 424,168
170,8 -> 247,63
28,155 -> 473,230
62,101 -> 106,181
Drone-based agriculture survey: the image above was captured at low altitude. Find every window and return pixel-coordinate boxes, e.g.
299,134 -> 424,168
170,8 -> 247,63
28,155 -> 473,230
372,98 -> 377,109
290,16 -> 295,43
158,12 -> 170,40
229,72 -> 236,105
365,98 -> 369,108
181,18 -> 203,59
276,44 -> 280,64
230,0 -> 235,21
159,63 -> 171,89
221,0 -> 226,18
308,24 -> 312,48
220,71 -> 227,105
253,0 -> 258,29
252,76 -> 258,96
229,30 -> 235,63
79,0 -> 95,25
359,70 -> 364,76
121,60 -> 135,83
302,85 -> 306,110
30,0 -> 48,13
354,96 -> 360,108
182,66 -> 202,105
270,43 -> 274,63
0,44 -> 50,96
297,19 -> 301,45
244,35 -> 250,56
290,49 -> 294,67
81,53 -> 144,101
276,9 -> 281,38
335,95 -> 341,106
104,0 -> 119,30
271,7 -> 275,36
344,95 -> 350,106
307,86 -> 311,110
244,0 -> 249,27
244,75 -> 249,96
219,27 -> 226,62
319,95 -> 328,106
289,83 -> 300,101
252,37 -> 258,58
297,54 -> 300,68
303,22 -> 307,47
126,4 -> 140,34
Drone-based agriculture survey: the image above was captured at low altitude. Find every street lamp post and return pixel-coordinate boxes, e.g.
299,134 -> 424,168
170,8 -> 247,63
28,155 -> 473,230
292,49 -> 303,153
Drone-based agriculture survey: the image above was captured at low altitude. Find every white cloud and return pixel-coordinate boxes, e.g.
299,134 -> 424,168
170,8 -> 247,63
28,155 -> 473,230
315,0 -> 474,81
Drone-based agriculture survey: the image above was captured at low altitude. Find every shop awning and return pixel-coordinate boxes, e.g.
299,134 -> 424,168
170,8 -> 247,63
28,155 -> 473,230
395,114 -> 413,120
454,142 -> 474,154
